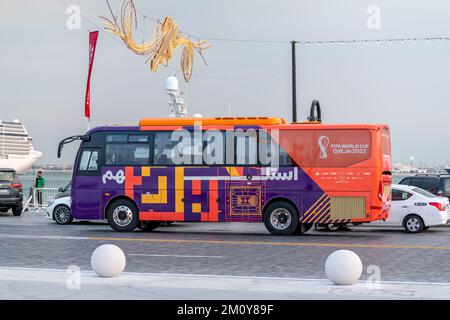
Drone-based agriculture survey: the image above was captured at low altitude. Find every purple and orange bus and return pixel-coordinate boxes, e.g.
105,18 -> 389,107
58,117 -> 391,235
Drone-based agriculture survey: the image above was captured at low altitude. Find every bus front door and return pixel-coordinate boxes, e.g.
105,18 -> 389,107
72,148 -> 103,220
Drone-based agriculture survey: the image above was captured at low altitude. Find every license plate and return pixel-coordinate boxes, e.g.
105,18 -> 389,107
0,189 -> 9,195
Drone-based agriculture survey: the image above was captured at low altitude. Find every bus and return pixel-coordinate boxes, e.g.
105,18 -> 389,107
58,117 -> 391,235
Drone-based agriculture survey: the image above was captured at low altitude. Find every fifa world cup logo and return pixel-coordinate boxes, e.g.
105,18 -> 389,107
318,136 -> 330,159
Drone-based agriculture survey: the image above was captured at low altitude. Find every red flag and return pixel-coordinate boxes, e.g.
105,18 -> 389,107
85,31 -> 99,119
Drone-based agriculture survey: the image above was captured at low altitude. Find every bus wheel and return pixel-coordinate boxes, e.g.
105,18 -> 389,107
264,201 -> 299,236
295,223 -> 313,235
138,221 -> 161,231
107,199 -> 139,232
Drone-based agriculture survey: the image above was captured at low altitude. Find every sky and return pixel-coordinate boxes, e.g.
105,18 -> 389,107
1,0 -> 450,166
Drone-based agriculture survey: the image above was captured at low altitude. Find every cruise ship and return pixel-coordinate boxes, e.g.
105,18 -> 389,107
0,119 -> 42,173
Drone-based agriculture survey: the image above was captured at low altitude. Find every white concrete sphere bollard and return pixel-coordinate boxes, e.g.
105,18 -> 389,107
91,244 -> 126,278
325,250 -> 362,285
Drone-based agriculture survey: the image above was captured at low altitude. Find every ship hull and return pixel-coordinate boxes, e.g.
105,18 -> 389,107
0,151 -> 42,174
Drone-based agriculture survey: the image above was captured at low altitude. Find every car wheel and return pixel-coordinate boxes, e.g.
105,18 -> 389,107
53,204 -> 73,225
107,199 -> 139,232
12,206 -> 22,216
138,221 -> 161,231
403,215 -> 424,233
264,201 -> 299,236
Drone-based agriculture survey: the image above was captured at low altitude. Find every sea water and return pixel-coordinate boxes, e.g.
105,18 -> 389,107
19,171 -> 72,193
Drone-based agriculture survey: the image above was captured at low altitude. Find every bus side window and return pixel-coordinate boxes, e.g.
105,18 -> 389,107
79,150 -> 99,172
105,134 -> 150,166
258,130 -> 293,167
154,131 -> 177,165
236,134 -> 257,165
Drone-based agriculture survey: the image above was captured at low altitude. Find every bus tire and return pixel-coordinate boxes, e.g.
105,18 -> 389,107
264,201 -> 299,236
107,199 -> 139,232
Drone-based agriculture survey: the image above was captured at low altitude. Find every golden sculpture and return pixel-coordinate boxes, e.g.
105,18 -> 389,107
100,0 -> 211,82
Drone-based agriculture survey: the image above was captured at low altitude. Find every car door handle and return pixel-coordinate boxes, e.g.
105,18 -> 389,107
401,205 -> 410,208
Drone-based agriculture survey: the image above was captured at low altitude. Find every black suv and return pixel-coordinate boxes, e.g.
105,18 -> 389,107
0,168 -> 23,216
398,173 -> 450,198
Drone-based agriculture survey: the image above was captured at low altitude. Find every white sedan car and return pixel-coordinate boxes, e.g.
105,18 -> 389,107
372,184 -> 449,233
46,196 -> 73,225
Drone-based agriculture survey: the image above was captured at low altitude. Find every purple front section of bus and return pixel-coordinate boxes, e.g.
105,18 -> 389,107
71,165 -> 324,222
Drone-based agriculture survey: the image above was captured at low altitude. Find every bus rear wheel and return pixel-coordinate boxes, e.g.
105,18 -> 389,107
107,199 -> 139,232
264,201 -> 299,236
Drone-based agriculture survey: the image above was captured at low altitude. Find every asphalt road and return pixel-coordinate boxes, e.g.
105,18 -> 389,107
1,211 -> 450,284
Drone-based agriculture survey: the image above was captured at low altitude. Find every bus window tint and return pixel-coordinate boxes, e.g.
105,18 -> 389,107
105,133 -> 150,166
79,150 -> 99,171
154,132 -> 178,165
106,144 -> 149,165
87,151 -> 98,170
381,129 -> 391,155
203,130 -> 224,165
129,135 -> 149,143
236,133 -> 257,165
258,130 -> 292,166
106,134 -> 127,142
79,150 -> 91,170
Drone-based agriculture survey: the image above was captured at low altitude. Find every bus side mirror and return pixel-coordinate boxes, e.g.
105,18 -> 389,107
57,141 -> 64,158
57,134 -> 90,158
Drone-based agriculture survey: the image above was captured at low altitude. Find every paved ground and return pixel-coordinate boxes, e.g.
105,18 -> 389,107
1,210 -> 450,299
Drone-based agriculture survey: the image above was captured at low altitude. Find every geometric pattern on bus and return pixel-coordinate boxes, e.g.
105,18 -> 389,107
227,183 -> 265,216
114,164 -> 327,223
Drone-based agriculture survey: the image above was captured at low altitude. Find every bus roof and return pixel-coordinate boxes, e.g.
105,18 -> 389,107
139,117 -> 388,130
88,118 -> 389,133
139,117 -> 287,126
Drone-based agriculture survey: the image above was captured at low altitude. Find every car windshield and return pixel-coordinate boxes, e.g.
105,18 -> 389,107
412,188 -> 437,198
0,171 -> 15,181
63,181 -> 71,192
